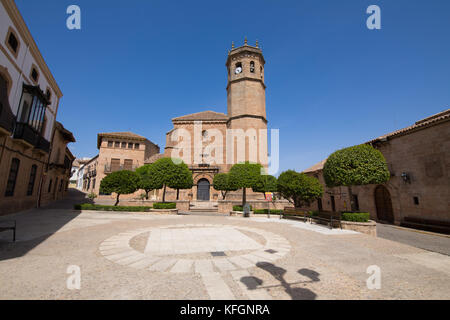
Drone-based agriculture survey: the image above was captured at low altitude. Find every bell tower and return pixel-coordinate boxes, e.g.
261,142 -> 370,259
226,38 -> 267,166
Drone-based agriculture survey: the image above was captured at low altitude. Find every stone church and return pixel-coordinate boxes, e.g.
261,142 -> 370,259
162,39 -> 269,202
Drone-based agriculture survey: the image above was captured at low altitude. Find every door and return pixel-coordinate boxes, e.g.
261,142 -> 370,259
330,196 -> 336,212
374,185 -> 394,223
197,179 -> 210,201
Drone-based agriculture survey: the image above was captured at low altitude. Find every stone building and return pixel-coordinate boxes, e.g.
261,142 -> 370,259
81,132 -> 160,196
162,39 -> 268,202
302,109 -> 450,231
0,0 -> 74,215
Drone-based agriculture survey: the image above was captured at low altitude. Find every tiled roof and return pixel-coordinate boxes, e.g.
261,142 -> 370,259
302,108 -> 450,174
369,108 -> 450,143
144,153 -> 164,164
97,132 -> 148,149
303,159 -> 327,173
172,110 -> 228,122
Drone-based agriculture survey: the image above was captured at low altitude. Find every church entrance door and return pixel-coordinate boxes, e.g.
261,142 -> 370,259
197,179 -> 210,201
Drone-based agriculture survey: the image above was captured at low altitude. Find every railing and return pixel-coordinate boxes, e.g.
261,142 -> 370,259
36,135 -> 50,153
13,122 -> 39,146
104,163 -> 138,173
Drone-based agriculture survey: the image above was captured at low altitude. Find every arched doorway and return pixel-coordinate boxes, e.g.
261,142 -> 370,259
374,185 -> 394,223
197,179 -> 210,201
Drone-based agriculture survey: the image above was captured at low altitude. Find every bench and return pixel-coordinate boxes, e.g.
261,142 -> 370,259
0,220 -> 16,241
282,207 -> 311,222
401,217 -> 450,235
310,212 -> 342,229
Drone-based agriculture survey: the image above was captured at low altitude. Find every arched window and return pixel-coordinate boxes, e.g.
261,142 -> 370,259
27,164 -> 38,196
250,61 -> 255,73
5,27 -> 20,58
5,158 -> 20,197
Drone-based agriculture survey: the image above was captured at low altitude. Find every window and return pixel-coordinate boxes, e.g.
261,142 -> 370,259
413,196 -> 419,205
27,165 -> 38,196
92,178 -> 96,190
5,27 -> 20,57
124,159 -> 133,170
30,67 -> 39,83
48,179 -> 53,193
134,143 -> 140,149
121,142 -> 126,148
317,198 -> 323,212
16,84 -> 48,133
107,141 -> 113,147
45,88 -> 52,101
250,61 -> 255,73
128,142 -> 133,149
114,141 -> 120,148
59,179 -> 63,192
5,158 -> 20,197
330,195 -> 336,212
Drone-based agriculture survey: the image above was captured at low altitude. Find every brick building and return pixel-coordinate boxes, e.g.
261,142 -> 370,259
302,109 -> 450,229
0,0 -> 75,215
81,132 -> 160,196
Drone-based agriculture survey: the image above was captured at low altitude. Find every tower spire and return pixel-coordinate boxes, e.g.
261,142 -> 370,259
244,36 -> 248,45
231,41 -> 235,49
255,39 -> 259,48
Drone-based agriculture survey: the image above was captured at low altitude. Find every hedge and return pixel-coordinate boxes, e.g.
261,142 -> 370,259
253,209 -> 283,214
153,202 -> 176,209
232,205 -> 253,212
341,212 -> 370,222
74,204 -> 151,212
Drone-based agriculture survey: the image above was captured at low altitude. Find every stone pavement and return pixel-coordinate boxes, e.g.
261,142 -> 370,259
0,206 -> 449,300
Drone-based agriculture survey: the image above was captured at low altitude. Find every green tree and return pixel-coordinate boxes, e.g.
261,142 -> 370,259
228,162 -> 263,206
213,173 -> 238,200
99,170 -> 139,206
135,164 -> 162,200
323,144 -> 390,211
252,174 -> 278,199
168,161 -> 193,200
277,170 -> 323,208
150,157 -> 192,202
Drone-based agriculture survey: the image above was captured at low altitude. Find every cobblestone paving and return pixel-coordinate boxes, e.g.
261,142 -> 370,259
0,207 -> 449,300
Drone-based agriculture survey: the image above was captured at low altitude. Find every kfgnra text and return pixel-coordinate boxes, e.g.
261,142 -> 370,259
179,304 -> 270,317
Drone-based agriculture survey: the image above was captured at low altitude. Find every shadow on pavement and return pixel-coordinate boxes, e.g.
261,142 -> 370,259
239,261 -> 318,300
0,188 -> 91,261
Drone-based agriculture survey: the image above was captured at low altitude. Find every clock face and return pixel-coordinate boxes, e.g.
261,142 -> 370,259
235,67 -> 242,74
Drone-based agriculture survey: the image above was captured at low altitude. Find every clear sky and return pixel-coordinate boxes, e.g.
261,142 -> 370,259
15,0 -> 450,175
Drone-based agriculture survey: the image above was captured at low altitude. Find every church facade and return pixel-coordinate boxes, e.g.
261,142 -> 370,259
162,40 -> 269,202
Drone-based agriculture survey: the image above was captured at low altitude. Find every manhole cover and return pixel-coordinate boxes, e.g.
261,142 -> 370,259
211,251 -> 226,257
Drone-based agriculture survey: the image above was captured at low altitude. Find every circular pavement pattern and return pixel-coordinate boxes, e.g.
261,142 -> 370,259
99,224 -> 291,274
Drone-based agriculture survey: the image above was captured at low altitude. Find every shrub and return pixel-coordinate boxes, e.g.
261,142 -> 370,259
233,205 -> 253,212
253,209 -> 283,214
229,162 -> 264,206
341,212 -> 370,222
99,170 -> 140,206
213,173 -> 238,200
277,170 -> 323,207
153,202 -> 176,209
87,192 -> 97,200
73,204 -> 150,212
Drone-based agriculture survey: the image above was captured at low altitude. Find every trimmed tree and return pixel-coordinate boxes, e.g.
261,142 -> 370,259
323,144 -> 390,212
252,174 -> 278,199
277,170 -> 323,208
168,161 -> 193,200
135,164 -> 162,200
228,162 -> 264,206
99,170 -> 140,206
213,173 -> 238,200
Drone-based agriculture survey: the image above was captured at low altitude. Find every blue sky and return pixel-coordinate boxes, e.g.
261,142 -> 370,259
15,0 -> 450,174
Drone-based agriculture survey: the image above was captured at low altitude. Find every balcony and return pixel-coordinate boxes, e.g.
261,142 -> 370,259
36,136 -> 50,154
13,122 -> 39,148
104,163 -> 138,173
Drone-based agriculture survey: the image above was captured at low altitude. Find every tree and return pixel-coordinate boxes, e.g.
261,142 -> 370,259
168,161 -> 193,200
277,170 -> 323,208
99,170 -> 139,206
135,164 -> 162,200
150,157 -> 192,202
228,162 -> 264,206
213,173 -> 238,200
252,174 -> 278,199
323,144 -> 390,211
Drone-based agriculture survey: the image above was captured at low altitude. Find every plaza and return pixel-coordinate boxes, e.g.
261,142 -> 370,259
0,190 -> 449,300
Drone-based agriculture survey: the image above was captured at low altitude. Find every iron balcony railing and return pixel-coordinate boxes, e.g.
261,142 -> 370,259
13,122 -> 39,146
36,135 -> 50,153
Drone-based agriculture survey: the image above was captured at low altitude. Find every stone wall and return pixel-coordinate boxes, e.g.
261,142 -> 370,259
218,199 -> 292,213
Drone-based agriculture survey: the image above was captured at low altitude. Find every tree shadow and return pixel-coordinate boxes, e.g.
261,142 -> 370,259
238,261 -> 318,300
